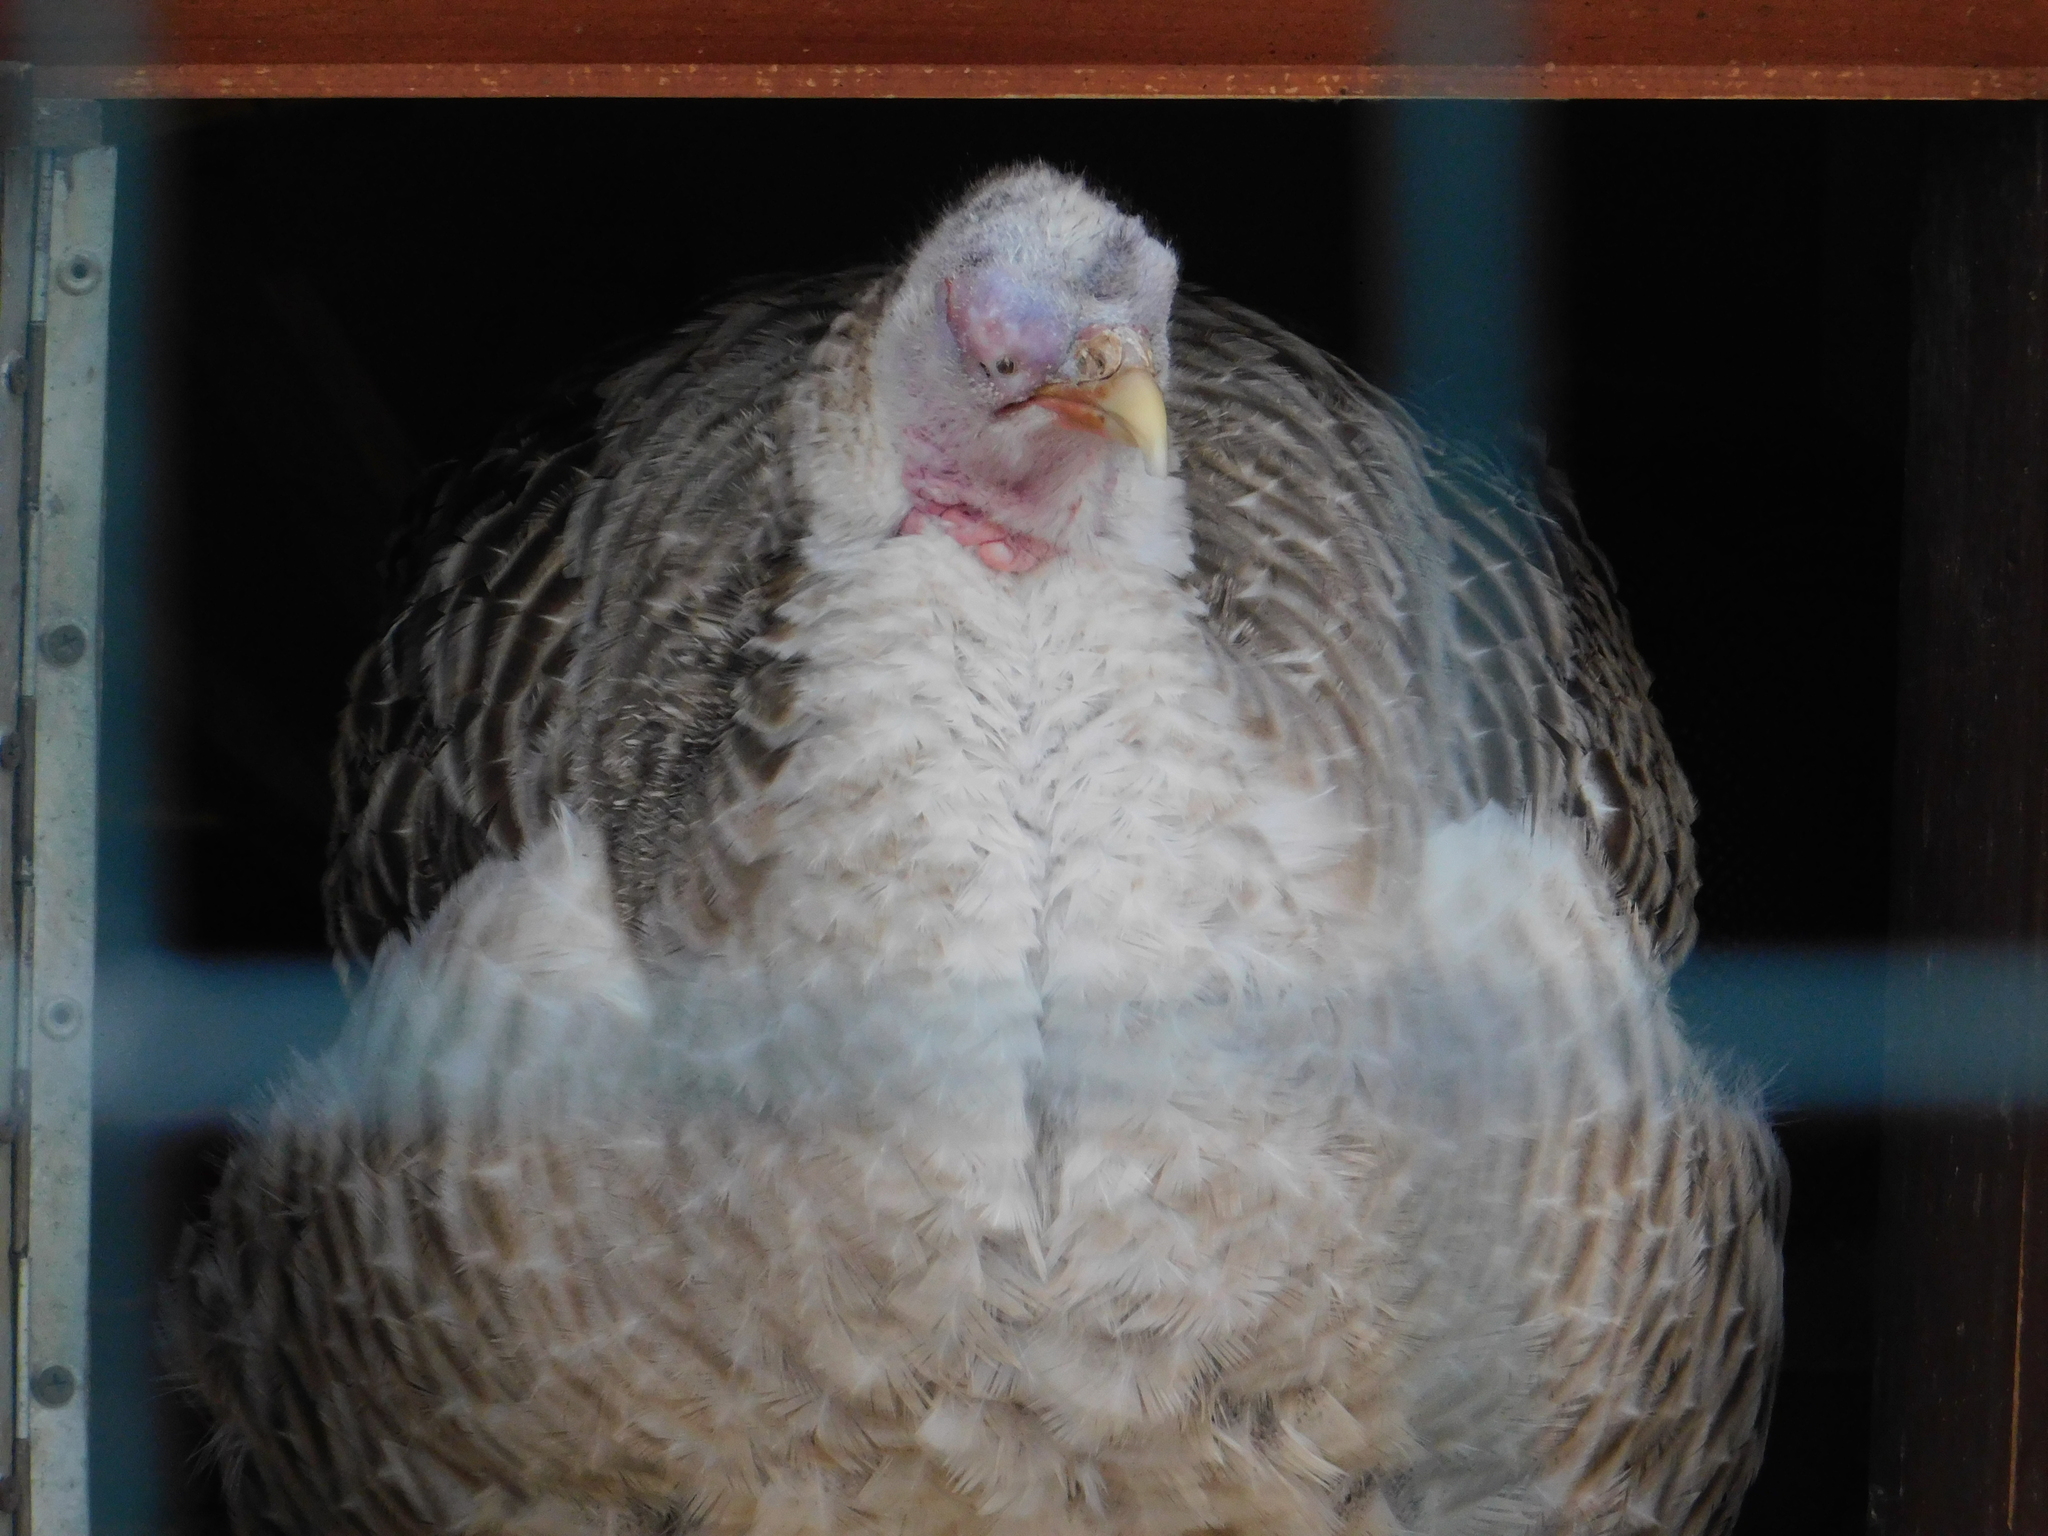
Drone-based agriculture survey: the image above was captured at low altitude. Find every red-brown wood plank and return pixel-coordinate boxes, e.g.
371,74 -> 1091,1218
9,0 -> 2048,98
25,62 -> 2048,100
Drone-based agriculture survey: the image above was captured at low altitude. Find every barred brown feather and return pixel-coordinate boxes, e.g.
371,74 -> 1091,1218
326,273 -> 871,961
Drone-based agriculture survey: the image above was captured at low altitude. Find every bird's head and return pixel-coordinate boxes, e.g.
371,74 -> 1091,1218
871,166 -> 1181,574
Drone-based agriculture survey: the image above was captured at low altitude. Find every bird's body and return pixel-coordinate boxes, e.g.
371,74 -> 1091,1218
173,169 -> 1783,1536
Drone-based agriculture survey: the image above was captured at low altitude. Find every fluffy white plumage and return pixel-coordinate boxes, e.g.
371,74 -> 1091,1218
172,166 -> 1782,1536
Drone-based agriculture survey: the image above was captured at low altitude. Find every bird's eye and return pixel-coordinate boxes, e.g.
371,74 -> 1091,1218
994,358 -> 1017,376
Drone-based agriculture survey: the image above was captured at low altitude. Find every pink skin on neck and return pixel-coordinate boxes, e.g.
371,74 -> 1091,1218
898,501 -> 1057,574
896,412 -> 1104,575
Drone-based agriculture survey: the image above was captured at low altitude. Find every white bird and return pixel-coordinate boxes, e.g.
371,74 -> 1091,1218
172,165 -> 1783,1536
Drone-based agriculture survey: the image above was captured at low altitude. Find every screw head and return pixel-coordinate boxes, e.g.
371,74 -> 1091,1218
0,353 -> 22,396
39,997 -> 82,1041
39,624 -> 85,667
31,1365 -> 74,1407
54,251 -> 102,297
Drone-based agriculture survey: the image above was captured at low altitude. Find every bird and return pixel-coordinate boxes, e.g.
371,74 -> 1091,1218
170,164 -> 1784,1536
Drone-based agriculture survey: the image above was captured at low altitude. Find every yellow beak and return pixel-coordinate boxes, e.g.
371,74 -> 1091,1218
1029,367 -> 1170,478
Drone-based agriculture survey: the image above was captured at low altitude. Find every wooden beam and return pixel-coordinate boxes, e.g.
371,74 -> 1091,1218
9,0 -> 2048,99
1877,103 -> 2048,1535
27,62 -> 2048,100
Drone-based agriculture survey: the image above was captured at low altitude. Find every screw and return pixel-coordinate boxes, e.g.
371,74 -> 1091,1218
54,251 -> 102,297
31,1365 -> 74,1407
0,353 -> 22,396
39,624 -> 85,667
40,997 -> 82,1041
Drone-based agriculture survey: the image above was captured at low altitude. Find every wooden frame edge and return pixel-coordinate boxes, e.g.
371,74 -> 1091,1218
35,61 -> 2048,101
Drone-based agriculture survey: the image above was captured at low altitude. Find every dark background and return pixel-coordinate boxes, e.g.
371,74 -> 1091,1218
104,98 -> 1924,1532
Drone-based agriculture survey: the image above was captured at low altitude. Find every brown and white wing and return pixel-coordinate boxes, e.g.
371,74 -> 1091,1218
325,274 -> 872,963
1169,289 -> 1699,972
1428,449 -> 1701,970
1526,1089 -> 1787,1534
1375,812 -> 1783,1534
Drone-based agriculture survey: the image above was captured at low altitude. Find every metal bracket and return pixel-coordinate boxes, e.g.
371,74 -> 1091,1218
0,105 -> 113,1536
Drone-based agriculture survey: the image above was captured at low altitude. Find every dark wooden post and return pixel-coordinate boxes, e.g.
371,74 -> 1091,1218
1876,104 -> 2048,1535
